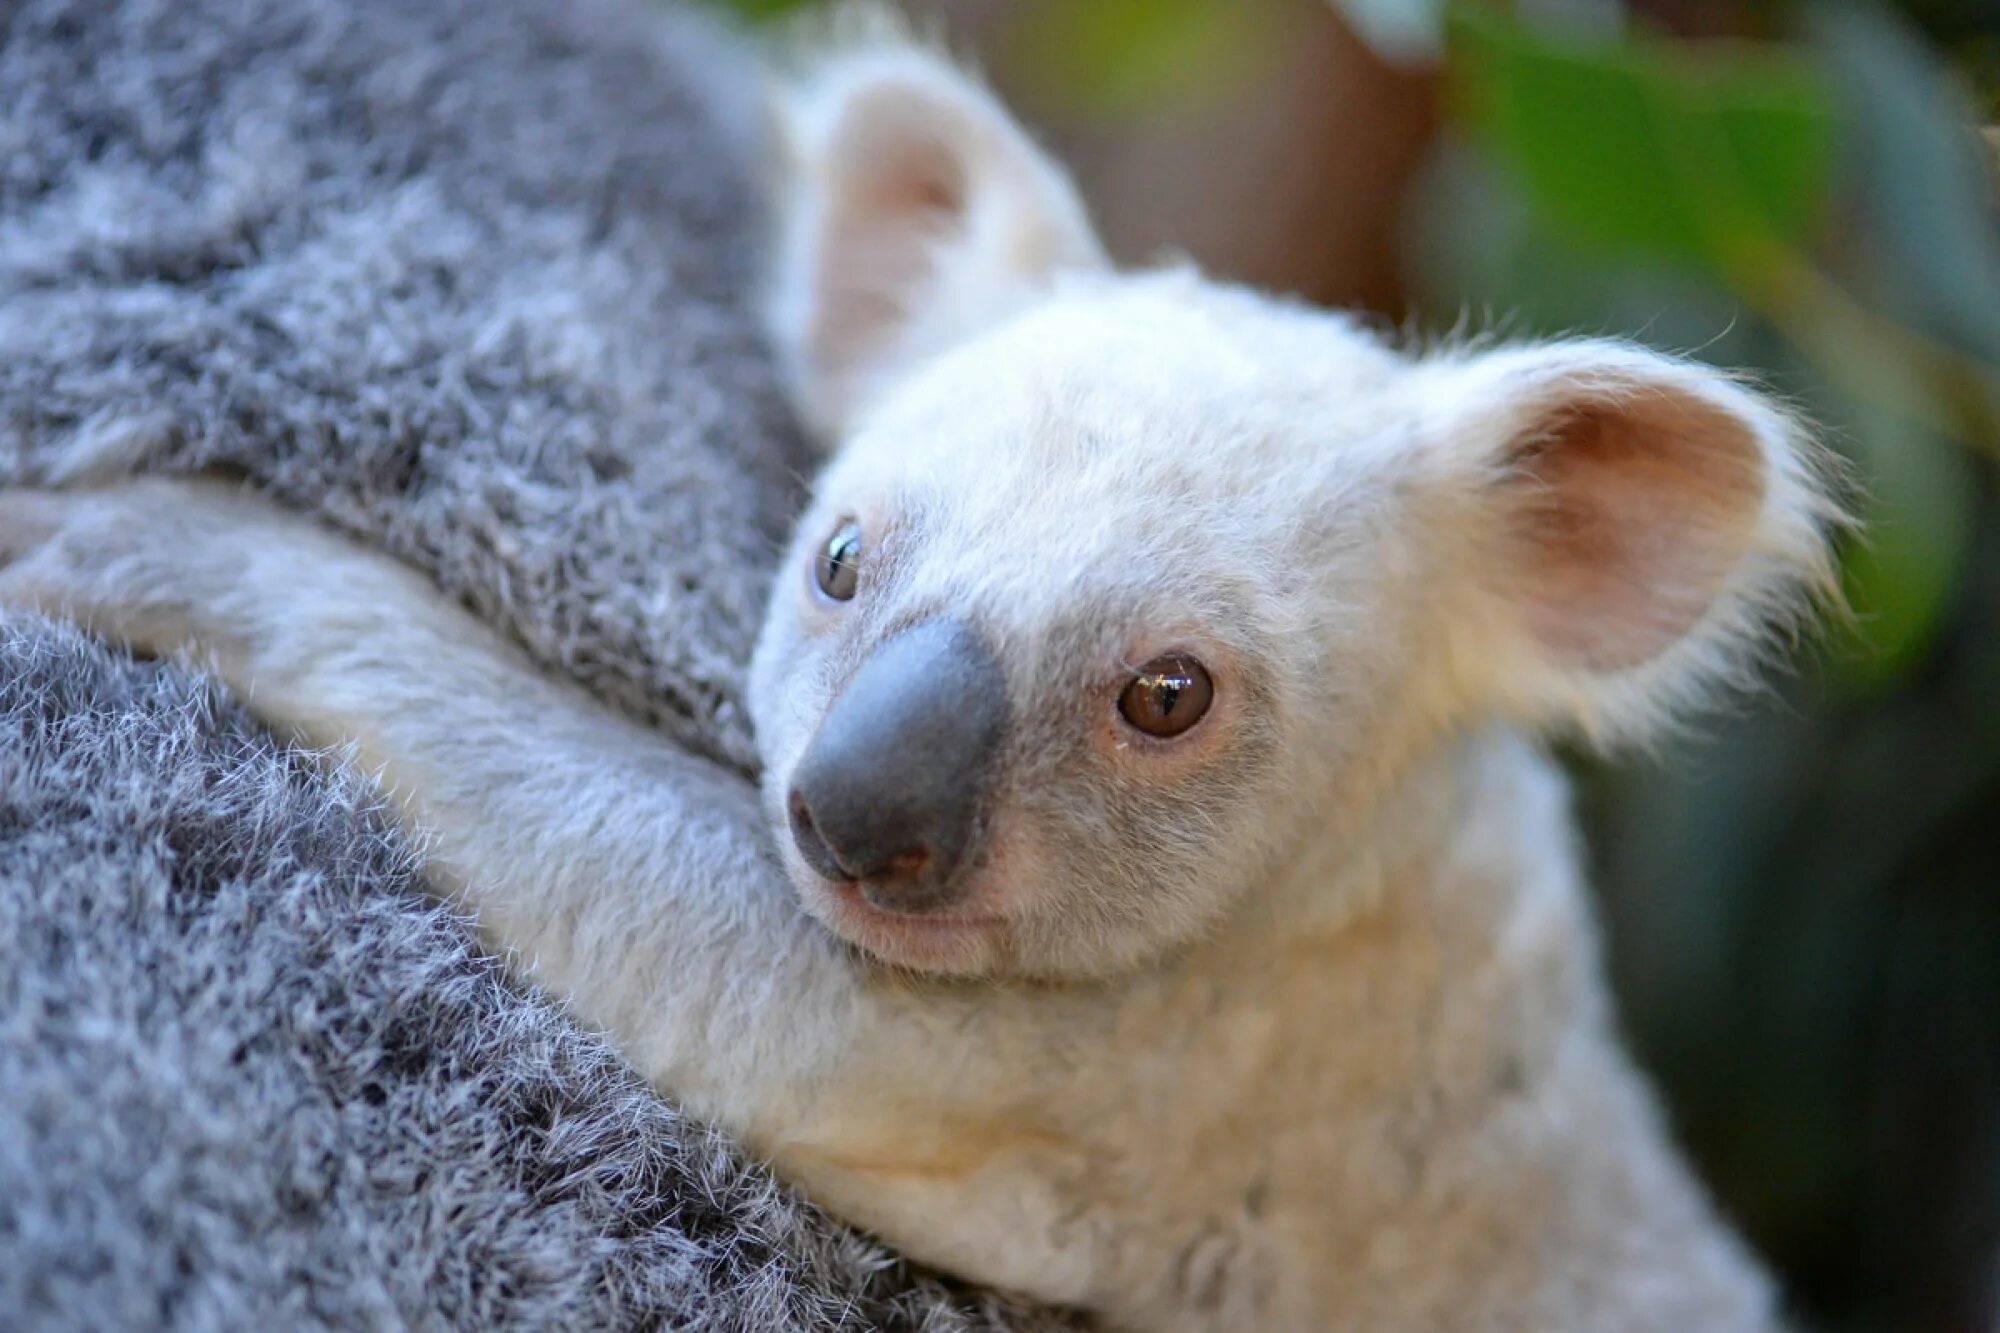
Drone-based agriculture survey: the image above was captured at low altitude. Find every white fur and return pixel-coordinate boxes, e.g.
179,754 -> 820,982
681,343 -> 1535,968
0,35 -> 1845,1333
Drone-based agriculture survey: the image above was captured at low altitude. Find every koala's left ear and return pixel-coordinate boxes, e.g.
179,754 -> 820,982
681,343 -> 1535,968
1411,340 -> 1844,740
770,41 -> 1106,435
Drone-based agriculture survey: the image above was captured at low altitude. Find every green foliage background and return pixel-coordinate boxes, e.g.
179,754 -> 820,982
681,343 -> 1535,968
714,1 -> 2000,1327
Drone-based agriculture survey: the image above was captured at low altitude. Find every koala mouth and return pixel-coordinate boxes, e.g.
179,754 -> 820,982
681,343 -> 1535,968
803,875 -> 1007,975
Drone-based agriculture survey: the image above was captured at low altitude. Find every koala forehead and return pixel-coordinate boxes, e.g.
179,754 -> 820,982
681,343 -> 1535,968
817,273 -> 1414,613
853,271 -> 1406,461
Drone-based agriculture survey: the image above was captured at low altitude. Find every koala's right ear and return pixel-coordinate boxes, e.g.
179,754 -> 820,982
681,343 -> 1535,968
768,41 -> 1106,435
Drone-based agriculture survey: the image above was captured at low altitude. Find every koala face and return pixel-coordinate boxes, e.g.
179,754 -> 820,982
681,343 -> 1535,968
752,41 -> 1838,980
751,279 -> 1427,977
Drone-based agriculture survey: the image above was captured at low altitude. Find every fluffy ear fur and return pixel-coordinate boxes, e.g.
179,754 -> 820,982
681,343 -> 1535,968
1410,339 -> 1845,743
768,34 -> 1106,435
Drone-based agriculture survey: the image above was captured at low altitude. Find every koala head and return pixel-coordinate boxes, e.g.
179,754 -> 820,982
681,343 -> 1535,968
749,41 -> 1841,981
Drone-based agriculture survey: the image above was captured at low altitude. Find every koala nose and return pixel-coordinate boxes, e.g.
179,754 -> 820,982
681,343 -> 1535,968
787,617 -> 1007,914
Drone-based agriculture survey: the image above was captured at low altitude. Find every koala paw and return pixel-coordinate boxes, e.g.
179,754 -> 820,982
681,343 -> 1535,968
0,488 -> 120,615
0,481 -> 231,658
0,487 -> 78,562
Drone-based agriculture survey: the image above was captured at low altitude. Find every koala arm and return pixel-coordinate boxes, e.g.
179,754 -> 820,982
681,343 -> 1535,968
0,479 -> 869,1137
0,479 -> 1136,1308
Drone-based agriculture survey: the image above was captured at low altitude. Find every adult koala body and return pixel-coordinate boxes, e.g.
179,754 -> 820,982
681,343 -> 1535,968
0,35 -> 1840,1333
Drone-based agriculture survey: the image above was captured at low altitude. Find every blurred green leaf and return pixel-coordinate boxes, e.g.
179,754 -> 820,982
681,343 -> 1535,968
1006,0 -> 1269,119
699,0 -> 821,20
1406,139 -> 1755,350
1807,5 -> 2000,366
1836,402 -> 1979,683
1446,7 -> 1837,275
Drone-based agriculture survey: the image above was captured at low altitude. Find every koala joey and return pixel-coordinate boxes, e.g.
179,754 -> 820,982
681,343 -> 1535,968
0,34 -> 1842,1333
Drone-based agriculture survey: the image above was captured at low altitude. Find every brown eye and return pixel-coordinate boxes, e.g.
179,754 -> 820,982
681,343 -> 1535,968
815,519 -> 862,601
1117,654 -> 1214,739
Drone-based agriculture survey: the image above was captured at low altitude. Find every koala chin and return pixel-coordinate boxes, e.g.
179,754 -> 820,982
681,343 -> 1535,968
0,22 -> 1843,1333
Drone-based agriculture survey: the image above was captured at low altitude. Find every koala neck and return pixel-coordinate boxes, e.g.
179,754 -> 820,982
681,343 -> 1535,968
1249,719 -> 1593,958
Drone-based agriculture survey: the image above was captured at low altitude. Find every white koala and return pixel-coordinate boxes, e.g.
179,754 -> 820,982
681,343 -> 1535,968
0,37 -> 1841,1333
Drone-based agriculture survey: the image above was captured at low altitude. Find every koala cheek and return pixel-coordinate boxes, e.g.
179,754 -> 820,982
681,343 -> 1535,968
948,801 -> 1022,901
746,616 -> 804,749
956,807 -> 1080,939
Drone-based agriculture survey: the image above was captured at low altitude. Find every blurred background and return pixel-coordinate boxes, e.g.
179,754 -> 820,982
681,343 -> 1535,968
722,1 -> 2000,1328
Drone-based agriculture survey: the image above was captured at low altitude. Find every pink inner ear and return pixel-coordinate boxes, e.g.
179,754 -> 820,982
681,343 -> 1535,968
1506,389 -> 1768,673
807,95 -> 969,389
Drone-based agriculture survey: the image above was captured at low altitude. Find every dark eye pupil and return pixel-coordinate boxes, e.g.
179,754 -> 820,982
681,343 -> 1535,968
815,521 -> 862,601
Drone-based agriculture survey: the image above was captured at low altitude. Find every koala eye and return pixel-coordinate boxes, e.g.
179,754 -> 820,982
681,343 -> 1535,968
815,519 -> 863,601
1117,654 -> 1214,739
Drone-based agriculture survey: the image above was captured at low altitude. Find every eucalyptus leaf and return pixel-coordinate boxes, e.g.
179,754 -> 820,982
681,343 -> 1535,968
1407,140 -> 1754,351
1445,8 -> 1838,276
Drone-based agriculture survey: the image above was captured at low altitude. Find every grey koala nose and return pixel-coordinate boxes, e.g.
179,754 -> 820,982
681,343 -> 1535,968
787,617 -> 1007,914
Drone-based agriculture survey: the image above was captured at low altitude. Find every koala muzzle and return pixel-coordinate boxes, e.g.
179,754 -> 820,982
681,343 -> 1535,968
787,617 -> 1007,914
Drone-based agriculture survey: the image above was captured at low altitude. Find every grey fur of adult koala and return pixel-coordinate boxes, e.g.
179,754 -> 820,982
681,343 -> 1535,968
0,0 -> 1076,1329
0,0 -> 812,771
0,613 -> 1067,1332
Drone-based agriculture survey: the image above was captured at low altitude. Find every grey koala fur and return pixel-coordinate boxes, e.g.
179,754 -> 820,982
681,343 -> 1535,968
0,614 -> 1070,1331
0,0 -> 810,772
0,0 -> 1074,1327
